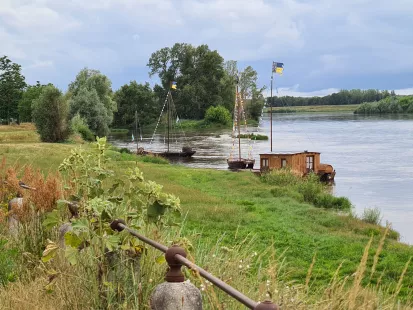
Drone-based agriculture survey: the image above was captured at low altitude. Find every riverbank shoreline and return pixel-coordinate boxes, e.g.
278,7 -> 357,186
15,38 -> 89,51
1,124 -> 412,304
264,104 -> 359,113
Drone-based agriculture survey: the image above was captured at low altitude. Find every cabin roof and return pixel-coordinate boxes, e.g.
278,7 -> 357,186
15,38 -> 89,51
259,151 -> 320,156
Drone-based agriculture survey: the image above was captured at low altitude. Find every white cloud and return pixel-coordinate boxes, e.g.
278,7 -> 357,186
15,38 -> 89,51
0,0 -> 412,90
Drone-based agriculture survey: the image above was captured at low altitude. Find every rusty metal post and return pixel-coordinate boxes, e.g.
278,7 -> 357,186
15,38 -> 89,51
254,300 -> 279,310
151,245 -> 202,310
165,245 -> 186,282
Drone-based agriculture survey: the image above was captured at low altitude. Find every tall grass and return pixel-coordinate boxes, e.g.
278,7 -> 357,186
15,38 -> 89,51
263,169 -> 351,210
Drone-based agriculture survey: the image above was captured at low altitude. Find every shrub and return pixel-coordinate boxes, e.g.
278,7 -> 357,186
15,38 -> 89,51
0,239 -> 18,286
361,207 -> 382,225
71,114 -> 95,141
32,85 -> 70,142
204,105 -> 232,125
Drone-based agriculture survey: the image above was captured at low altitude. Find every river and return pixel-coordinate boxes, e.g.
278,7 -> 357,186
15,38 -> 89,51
110,112 -> 413,245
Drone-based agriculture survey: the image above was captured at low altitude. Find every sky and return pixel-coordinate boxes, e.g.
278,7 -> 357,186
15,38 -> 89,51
1,0 -> 413,97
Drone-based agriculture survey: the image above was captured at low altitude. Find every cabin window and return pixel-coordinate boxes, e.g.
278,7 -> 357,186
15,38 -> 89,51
306,156 -> 314,170
261,158 -> 269,168
281,158 -> 287,168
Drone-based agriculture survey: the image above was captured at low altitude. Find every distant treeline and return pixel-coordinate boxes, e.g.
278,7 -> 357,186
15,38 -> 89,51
267,89 -> 396,107
354,96 -> 413,114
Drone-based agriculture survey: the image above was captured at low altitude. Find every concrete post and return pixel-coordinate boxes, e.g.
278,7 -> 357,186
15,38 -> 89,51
150,245 -> 202,310
7,194 -> 23,237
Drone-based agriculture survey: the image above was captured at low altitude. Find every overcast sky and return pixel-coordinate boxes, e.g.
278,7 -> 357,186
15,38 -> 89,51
1,0 -> 413,97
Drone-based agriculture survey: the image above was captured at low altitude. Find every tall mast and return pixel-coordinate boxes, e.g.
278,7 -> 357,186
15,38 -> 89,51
237,84 -> 241,160
135,110 -> 138,153
167,90 -> 170,153
270,71 -> 273,152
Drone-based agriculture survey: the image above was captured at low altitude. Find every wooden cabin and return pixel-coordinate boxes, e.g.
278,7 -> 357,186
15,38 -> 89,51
259,151 -> 335,181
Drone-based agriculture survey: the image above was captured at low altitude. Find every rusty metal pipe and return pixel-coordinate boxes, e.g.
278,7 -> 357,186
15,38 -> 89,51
110,220 -> 278,309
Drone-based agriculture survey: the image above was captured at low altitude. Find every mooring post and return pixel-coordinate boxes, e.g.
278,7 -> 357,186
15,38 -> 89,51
150,245 -> 203,310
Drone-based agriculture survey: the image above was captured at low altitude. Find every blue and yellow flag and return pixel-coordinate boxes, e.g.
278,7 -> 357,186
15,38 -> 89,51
171,81 -> 177,89
272,62 -> 284,75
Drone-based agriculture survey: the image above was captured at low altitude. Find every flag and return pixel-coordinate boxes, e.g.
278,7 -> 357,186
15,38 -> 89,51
171,81 -> 177,89
272,62 -> 284,75
132,133 -> 135,142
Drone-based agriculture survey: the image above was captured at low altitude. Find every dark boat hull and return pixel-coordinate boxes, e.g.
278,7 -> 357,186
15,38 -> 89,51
143,150 -> 196,158
227,159 -> 255,169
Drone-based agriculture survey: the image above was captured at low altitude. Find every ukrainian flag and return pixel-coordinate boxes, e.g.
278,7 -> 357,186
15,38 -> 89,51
272,62 -> 284,75
171,81 -> 177,89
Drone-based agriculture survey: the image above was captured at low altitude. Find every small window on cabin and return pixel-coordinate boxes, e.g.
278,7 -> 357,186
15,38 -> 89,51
261,158 -> 269,168
306,156 -> 314,170
281,158 -> 287,168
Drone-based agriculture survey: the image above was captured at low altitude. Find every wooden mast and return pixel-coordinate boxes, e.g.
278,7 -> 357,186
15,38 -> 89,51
167,90 -> 170,153
135,110 -> 138,153
237,84 -> 241,160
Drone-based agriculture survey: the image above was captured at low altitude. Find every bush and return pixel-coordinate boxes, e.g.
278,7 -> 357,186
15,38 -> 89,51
0,239 -> 18,286
361,207 -> 382,225
204,105 -> 232,125
71,114 -> 95,141
32,85 -> 70,142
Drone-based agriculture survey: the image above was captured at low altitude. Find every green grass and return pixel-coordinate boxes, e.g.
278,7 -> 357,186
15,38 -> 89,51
264,104 -> 360,113
1,124 -> 413,304
237,133 -> 269,140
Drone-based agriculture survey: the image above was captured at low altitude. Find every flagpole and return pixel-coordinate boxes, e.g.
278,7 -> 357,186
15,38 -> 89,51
270,68 -> 273,152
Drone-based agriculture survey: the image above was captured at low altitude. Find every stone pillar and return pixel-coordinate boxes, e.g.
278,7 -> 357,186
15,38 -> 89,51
7,195 -> 23,237
150,245 -> 202,310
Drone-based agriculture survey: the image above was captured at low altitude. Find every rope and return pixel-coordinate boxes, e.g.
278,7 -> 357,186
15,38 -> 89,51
150,94 -> 169,145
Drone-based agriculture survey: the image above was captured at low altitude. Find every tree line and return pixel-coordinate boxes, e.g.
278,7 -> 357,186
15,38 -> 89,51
0,44 -> 265,142
354,95 -> 413,114
267,89 -> 397,107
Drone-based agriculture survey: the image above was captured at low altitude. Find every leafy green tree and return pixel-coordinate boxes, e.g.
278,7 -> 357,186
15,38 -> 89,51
18,81 -> 48,122
113,81 -> 159,128
0,56 -> 26,123
68,68 -> 116,136
204,105 -> 232,125
148,43 -> 232,119
32,85 -> 70,142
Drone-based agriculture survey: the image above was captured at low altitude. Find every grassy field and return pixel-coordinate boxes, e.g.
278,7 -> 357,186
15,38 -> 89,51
0,124 -> 412,308
264,104 -> 360,113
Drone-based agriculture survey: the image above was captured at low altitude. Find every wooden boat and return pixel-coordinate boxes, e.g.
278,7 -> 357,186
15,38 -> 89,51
227,78 -> 255,169
138,85 -> 196,158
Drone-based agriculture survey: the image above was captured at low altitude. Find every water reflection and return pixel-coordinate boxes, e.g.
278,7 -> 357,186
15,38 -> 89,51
110,112 -> 413,244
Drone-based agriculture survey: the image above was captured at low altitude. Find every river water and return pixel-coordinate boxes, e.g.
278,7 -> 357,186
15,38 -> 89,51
110,112 -> 413,245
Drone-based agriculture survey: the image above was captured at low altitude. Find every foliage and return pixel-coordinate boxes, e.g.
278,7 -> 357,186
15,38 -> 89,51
68,68 -> 117,137
42,136 -> 180,267
18,82 -> 49,122
361,207 -> 383,225
32,85 -> 70,142
70,114 -> 94,141
113,81 -> 160,128
204,105 -> 232,125
0,239 -> 18,286
0,56 -> 26,123
237,133 -> 268,140
268,89 -> 394,107
354,96 -> 413,114
148,43 -> 234,119
263,170 -> 351,210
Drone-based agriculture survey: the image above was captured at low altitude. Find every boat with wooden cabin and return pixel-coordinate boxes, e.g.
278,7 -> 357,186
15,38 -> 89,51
259,150 -> 336,181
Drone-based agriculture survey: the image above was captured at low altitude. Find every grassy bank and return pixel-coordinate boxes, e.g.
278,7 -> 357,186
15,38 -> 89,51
0,124 -> 412,308
264,104 -> 360,113
354,96 -> 413,114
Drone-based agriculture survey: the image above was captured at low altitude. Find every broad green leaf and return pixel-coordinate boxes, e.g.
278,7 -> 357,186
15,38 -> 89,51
147,201 -> 166,219
71,218 -> 89,233
64,231 -> 82,248
65,246 -> 78,265
104,234 -> 120,252
42,240 -> 59,263
42,210 -> 60,231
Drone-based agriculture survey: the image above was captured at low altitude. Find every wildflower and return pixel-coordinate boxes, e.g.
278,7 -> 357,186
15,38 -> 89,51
246,265 -> 250,269
239,265 -> 243,269
149,279 -> 153,283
